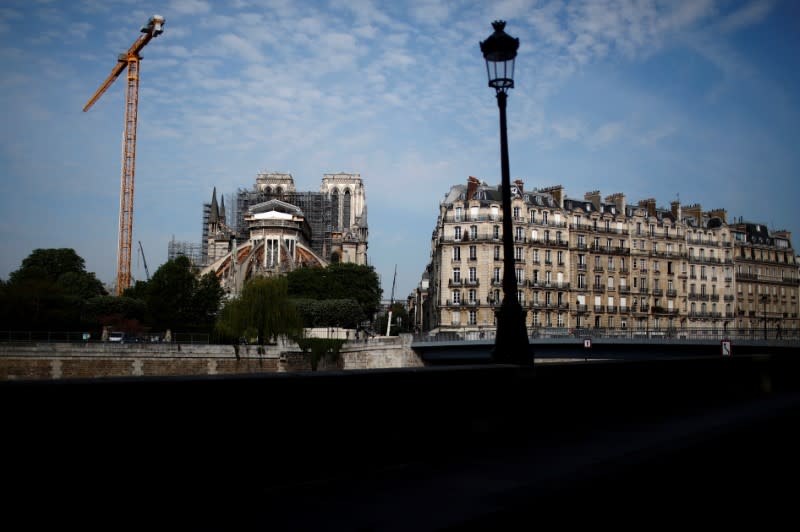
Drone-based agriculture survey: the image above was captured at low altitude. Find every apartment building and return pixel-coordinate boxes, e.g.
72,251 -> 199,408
415,176 -> 798,337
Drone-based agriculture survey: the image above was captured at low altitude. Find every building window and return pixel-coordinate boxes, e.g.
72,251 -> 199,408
515,247 -> 523,261
468,289 -> 477,303
578,274 -> 586,289
454,226 -> 461,240
453,268 -> 461,283
452,290 -> 461,304
452,311 -> 460,325
493,225 -> 500,239
470,225 -> 478,239
454,207 -> 463,222
468,310 -> 477,325
515,227 -> 523,241
494,246 -> 501,260
557,313 -> 564,327
452,246 -> 461,261
516,268 -> 524,283
493,267 -> 501,283
469,246 -> 477,260
469,267 -> 477,283
266,239 -> 278,267
513,206 -> 520,220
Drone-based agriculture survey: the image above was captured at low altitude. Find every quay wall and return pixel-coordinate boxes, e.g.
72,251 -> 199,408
0,334 -> 423,380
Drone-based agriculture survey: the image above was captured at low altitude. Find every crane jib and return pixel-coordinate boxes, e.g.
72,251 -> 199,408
82,15 -> 164,295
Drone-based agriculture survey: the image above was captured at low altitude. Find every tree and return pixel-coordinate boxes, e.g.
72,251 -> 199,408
215,276 -> 303,346
145,256 -> 197,331
84,295 -> 148,336
193,271 -> 226,329
287,263 -> 382,320
137,256 -> 223,333
376,303 -> 412,336
294,298 -> 366,328
2,248 -> 107,330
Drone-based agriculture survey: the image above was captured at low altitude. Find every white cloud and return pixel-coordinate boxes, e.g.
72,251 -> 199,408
215,33 -> 263,62
168,0 -> 211,16
410,0 -> 449,23
717,0 -> 775,33
551,118 -> 586,141
588,121 -> 624,148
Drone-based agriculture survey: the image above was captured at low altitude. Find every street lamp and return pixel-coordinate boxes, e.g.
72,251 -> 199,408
480,20 -> 531,365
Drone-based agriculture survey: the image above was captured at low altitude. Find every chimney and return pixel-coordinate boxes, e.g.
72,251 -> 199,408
684,203 -> 702,223
584,190 -> 601,212
605,193 -> 626,215
707,208 -> 727,224
638,198 -> 657,217
513,179 -> 524,194
466,176 -> 480,201
540,185 -> 564,208
670,200 -> 681,221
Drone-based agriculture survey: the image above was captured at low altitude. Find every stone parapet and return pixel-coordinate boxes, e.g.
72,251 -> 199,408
0,334 -> 423,380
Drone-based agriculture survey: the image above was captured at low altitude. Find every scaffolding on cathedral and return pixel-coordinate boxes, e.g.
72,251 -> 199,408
234,188 -> 334,262
168,236 -> 205,266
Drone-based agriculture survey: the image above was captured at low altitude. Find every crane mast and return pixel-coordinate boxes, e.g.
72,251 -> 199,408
83,15 -> 164,295
138,240 -> 151,281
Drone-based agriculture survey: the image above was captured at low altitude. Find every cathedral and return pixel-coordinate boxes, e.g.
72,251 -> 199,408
200,172 -> 369,295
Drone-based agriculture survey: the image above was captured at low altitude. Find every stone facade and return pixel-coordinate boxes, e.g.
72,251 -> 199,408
200,172 -> 369,295
0,335 -> 423,381
414,177 -> 799,337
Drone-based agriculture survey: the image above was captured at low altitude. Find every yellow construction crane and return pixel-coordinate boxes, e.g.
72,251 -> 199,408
83,15 -> 165,295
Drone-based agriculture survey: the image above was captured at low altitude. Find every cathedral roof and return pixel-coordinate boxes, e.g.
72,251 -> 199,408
248,199 -> 305,217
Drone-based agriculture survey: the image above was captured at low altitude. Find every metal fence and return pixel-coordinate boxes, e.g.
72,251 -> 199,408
0,331 -> 211,345
414,327 -> 800,343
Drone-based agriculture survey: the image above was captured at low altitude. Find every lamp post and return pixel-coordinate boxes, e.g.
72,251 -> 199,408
480,20 -> 531,365
760,293 -> 768,340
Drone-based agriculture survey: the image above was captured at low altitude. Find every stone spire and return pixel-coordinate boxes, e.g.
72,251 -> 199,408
209,187 -> 219,224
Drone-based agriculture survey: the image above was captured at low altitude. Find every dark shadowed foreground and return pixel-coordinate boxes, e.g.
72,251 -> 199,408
3,353 -> 799,529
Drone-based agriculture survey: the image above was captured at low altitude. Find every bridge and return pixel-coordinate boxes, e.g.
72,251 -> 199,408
412,328 -> 800,363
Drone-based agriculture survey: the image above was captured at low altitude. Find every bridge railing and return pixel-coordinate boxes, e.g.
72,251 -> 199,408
413,327 -> 800,344
0,331 -> 211,345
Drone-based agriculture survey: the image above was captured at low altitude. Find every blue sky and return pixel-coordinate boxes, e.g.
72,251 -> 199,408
1,0 -> 798,301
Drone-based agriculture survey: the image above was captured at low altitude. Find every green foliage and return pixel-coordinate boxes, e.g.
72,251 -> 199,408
84,296 -> 147,326
376,303 -> 412,336
1,248 -> 107,331
141,256 -> 224,332
215,276 -> 304,345
293,298 -> 366,328
287,263 -> 382,319
296,337 -> 346,371
9,248 -> 93,286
